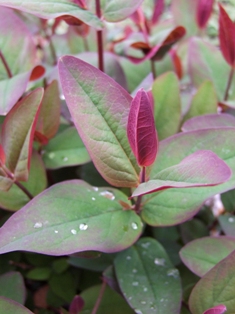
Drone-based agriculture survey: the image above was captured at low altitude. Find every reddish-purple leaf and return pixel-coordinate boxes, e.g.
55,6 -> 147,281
127,89 -> 158,167
219,4 -> 235,67
0,145 -> 6,165
196,0 -> 214,29
69,295 -> 84,314
131,150 -> 231,197
1,88 -> 44,181
152,0 -> 165,25
29,65 -> 45,81
203,305 -> 227,314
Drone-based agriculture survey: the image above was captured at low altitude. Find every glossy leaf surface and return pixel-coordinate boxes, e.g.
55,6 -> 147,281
0,0 -> 103,29
127,89 -> 158,167
141,128 -> 235,226
180,236 -> 235,277
59,56 -> 140,187
0,180 -> 142,255
114,238 -> 182,314
152,71 -> 181,140
1,88 -> 43,181
0,297 -> 33,314
189,250 -> 235,314
132,150 -> 231,197
0,272 -> 26,304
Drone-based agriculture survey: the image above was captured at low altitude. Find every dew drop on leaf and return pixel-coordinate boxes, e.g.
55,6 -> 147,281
54,230 -> 59,234
79,223 -> 88,231
132,269 -> 137,273
99,190 -> 115,200
132,281 -> 139,286
71,229 -> 77,235
63,157 -> 68,162
131,222 -> 138,230
167,268 -> 179,278
228,217 -> 234,222
34,222 -> 42,228
154,258 -> 165,266
92,197 -> 96,201
48,152 -> 55,159
93,186 -> 99,191
143,287 -> 148,292
126,256 -> 131,260
141,301 -> 146,305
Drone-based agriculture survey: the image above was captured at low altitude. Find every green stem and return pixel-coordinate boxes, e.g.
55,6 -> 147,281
83,36 -> 89,51
0,50 -> 13,78
91,280 -> 106,314
134,167 -> 146,214
150,58 -> 157,80
96,0 -> 104,72
224,67 -> 235,101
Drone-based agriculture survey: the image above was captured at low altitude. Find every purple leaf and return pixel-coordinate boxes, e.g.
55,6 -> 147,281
152,0 -> 165,25
203,305 -> 227,314
69,295 -> 84,314
58,56 -> 140,188
196,0 -> 214,29
127,88 -> 158,167
131,150 -> 231,197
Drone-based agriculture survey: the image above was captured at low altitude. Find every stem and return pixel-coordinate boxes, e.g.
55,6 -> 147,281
134,167 -> 146,214
150,58 -> 157,80
0,50 -> 13,78
224,67 -> 235,101
91,280 -> 106,314
96,0 -> 104,72
83,36 -> 89,51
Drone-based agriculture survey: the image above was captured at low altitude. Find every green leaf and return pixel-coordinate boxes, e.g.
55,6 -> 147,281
189,250 -> 235,314
141,128 -> 235,226
183,81 -> 217,122
59,56 -> 140,187
179,219 -> 209,244
49,271 -> 76,303
180,236 -> 235,277
26,267 -> 51,281
0,180 -> 142,255
114,238 -> 182,314
1,88 -> 43,181
80,284 -> 135,314
221,188 -> 235,212
42,126 -> 91,169
0,297 -> 33,314
0,0 -> 103,29
218,215 -> 235,236
0,272 -> 26,304
152,72 -> 181,140
69,253 -> 116,272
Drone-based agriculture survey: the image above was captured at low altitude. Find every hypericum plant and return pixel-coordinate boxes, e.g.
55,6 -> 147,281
0,1 -> 235,314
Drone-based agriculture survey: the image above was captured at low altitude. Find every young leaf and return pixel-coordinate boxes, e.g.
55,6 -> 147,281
0,180 -> 142,255
127,88 -> 158,167
0,0 -> 103,29
1,88 -> 43,181
189,250 -> 235,313
114,237 -> 182,314
219,4 -> 235,67
203,305 -> 227,314
131,150 -> 231,198
0,272 -> 26,304
152,0 -> 164,25
180,236 -> 235,277
58,56 -> 140,187
196,0 -> 214,29
0,297 -> 33,314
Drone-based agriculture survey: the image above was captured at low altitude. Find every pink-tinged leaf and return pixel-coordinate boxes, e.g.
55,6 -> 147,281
29,65 -> 45,81
36,80 -> 60,142
101,0 -> 144,22
219,4 -> 235,67
0,0 -> 103,29
203,305 -> 227,314
131,150 -> 231,197
152,0 -> 165,25
196,0 -> 214,29
1,88 -> 44,181
169,48 -> 183,79
0,180 -> 142,255
58,56 -> 140,188
69,295 -> 84,314
182,114 -> 235,132
0,145 -> 6,165
0,297 -> 33,314
127,89 -> 158,167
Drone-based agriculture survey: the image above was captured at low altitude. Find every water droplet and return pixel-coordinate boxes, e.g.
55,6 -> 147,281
92,197 -> 96,201
128,296 -> 132,301
34,222 -> 42,228
143,287 -> 148,292
141,301 -> 146,305
141,242 -> 150,249
167,268 -> 179,278
54,230 -> 59,234
135,310 -> 143,314
63,157 -> 68,162
228,217 -> 234,223
131,222 -> 138,230
126,256 -> 131,260
132,281 -> 139,286
99,190 -> 115,200
132,269 -> 137,273
48,152 -> 55,159
71,229 -> 77,235
93,186 -> 99,191
160,298 -> 164,302
154,258 -> 165,266
79,223 -> 88,231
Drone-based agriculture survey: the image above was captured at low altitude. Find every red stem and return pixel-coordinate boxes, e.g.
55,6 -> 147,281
0,50 -> 13,78
95,0 -> 104,72
224,67 -> 235,101
91,280 -> 106,314
134,167 -> 146,214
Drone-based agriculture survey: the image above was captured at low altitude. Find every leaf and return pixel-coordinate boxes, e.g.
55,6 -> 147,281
127,89 -> 158,167
141,127 -> 235,226
0,272 -> 26,304
0,0 -> 103,29
183,81 -> 217,123
131,150 -> 231,198
79,284 -> 134,314
152,71 -> 181,140
0,297 -> 33,314
58,56 -> 140,188
203,305 -> 227,314
0,180 -> 142,255
1,88 -> 43,181
218,215 -> 235,237
114,237 -> 182,314
152,0 -> 164,24
182,114 -> 235,132
196,0 -> 214,29
36,80 -> 60,142
0,151 -> 47,211
180,236 -> 235,277
189,250 -> 235,314
221,188 -> 235,212
219,4 -> 235,67
101,0 -> 144,22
